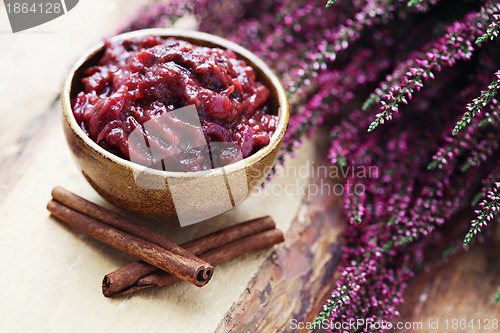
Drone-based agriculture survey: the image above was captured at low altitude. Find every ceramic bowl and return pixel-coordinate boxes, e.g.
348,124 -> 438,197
61,28 -> 288,224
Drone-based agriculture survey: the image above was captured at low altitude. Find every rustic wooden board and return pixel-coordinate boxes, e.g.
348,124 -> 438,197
215,161 -> 345,332
397,230 -> 500,333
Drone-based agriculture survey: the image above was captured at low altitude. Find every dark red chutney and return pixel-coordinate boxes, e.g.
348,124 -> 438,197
72,36 -> 278,172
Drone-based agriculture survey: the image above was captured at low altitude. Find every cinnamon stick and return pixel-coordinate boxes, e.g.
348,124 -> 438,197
47,200 -> 213,287
181,216 -> 276,254
105,228 -> 284,297
52,186 -> 208,264
103,216 -> 276,297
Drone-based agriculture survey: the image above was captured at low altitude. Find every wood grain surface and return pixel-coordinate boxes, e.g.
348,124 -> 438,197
397,229 -> 500,333
215,164 -> 345,333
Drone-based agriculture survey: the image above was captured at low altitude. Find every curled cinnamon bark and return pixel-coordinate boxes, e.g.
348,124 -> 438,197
48,190 -> 213,287
52,187 -> 209,265
103,216 -> 276,297
47,187 -> 283,298
106,228 -> 284,297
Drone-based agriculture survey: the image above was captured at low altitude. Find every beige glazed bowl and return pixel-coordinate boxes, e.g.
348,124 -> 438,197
61,28 -> 289,224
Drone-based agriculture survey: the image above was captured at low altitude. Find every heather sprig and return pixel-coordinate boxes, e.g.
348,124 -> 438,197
408,0 -> 423,6
365,1 -> 500,132
476,13 -> 500,44
453,70 -> 500,135
407,0 -> 439,12
315,258 -> 413,332
326,0 -> 338,8
288,0 -> 403,94
463,181 -> 500,246
314,262 -> 371,327
462,130 -> 500,171
429,99 -> 500,171
284,44 -> 393,153
473,163 -> 500,206
464,162 -> 500,245
428,47 -> 499,171
494,287 -> 500,304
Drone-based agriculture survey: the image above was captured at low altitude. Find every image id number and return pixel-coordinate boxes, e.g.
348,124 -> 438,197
5,2 -> 62,14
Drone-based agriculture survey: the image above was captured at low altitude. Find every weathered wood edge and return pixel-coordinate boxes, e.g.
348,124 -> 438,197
215,169 -> 345,332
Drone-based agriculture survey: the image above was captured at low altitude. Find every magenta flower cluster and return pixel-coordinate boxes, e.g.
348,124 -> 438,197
464,179 -> 500,246
365,1 -> 500,132
121,1 -> 500,331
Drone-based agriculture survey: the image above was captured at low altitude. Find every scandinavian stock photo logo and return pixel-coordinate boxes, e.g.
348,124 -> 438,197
3,0 -> 79,33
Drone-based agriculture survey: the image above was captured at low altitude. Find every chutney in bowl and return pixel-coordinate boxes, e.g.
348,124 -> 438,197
62,28 -> 289,225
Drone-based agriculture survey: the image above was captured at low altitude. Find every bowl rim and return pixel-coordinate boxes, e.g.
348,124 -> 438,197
61,28 -> 289,178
